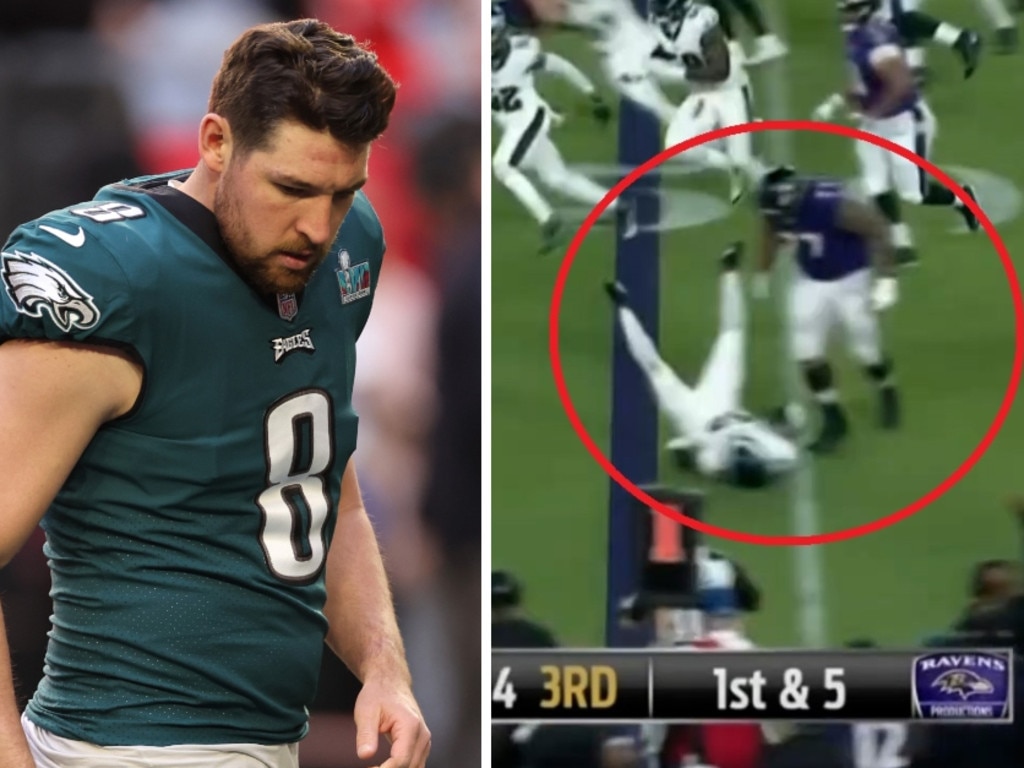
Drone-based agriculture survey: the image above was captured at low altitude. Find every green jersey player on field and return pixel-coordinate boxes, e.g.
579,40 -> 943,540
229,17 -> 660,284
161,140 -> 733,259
0,19 -> 430,768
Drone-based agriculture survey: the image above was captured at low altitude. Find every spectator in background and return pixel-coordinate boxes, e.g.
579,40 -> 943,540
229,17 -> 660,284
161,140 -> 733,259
0,2 -> 140,238
0,1 -> 92,37
492,569 -> 623,768
956,498 -> 1024,650
909,502 -> 1024,768
92,0 -> 284,173
492,570 -> 559,650
415,111 -> 482,768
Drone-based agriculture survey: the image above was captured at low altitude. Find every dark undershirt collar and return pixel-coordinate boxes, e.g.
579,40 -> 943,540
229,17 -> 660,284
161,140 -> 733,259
114,172 -> 297,313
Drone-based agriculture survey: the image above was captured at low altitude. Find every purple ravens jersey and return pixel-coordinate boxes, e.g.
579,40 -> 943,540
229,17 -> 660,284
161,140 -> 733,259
785,179 -> 869,282
845,19 -> 918,118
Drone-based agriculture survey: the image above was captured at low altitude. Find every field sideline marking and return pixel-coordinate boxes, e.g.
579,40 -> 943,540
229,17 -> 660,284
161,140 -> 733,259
756,0 -> 829,650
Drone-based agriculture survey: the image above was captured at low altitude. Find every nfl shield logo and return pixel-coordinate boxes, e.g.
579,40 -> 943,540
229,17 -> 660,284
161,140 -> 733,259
277,293 -> 298,321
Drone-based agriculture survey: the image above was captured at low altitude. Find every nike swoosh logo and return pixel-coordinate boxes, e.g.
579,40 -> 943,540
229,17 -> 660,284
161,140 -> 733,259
39,225 -> 85,248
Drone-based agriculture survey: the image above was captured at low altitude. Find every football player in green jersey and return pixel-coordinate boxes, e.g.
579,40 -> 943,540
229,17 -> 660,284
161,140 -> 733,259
0,19 -> 430,768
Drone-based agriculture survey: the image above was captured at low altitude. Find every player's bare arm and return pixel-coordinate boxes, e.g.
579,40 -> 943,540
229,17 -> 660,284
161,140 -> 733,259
536,51 -> 594,92
0,339 -> 142,566
0,339 -> 141,767
322,460 -> 430,768
865,52 -> 914,118
688,26 -> 731,83
836,195 -> 896,276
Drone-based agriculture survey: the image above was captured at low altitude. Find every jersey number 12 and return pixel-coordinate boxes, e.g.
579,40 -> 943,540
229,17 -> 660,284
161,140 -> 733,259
257,390 -> 334,582
853,723 -> 909,768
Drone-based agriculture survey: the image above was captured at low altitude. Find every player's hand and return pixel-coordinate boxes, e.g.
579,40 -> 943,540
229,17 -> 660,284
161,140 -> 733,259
354,675 -> 431,768
812,93 -> 843,122
812,100 -> 836,122
589,94 -> 612,125
871,276 -> 898,312
751,272 -> 771,300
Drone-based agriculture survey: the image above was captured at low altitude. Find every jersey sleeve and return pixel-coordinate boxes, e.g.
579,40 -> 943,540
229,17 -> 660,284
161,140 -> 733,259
340,192 -> 386,342
512,34 -> 542,70
864,21 -> 902,65
0,214 -> 138,351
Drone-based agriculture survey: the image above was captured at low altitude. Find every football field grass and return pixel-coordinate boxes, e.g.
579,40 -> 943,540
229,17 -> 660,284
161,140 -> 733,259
492,0 -> 1024,649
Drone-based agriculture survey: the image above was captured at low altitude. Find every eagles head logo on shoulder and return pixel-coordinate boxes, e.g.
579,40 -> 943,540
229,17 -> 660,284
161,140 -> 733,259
932,669 -> 995,700
1,250 -> 101,333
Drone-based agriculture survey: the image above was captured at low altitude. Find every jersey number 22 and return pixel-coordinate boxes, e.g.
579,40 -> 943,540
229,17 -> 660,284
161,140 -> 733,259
492,86 -> 523,113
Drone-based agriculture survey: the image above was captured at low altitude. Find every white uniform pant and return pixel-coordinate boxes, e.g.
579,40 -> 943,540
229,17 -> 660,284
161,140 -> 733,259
652,324 -> 746,440
618,305 -> 798,477
601,47 -> 676,125
493,107 -> 559,181
665,85 -> 753,168
492,106 -> 608,216
617,272 -> 799,478
23,713 -> 300,768
640,272 -> 748,437
788,269 -> 882,364
855,102 -> 936,203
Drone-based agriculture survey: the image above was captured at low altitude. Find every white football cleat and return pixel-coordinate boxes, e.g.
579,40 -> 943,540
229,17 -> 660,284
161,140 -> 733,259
728,166 -> 747,205
666,436 -> 695,452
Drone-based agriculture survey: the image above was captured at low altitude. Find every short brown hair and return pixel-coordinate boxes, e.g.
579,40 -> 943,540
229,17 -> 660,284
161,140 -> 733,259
209,19 -> 397,153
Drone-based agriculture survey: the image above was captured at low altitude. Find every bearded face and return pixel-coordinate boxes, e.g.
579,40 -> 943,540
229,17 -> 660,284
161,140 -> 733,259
212,120 -> 370,296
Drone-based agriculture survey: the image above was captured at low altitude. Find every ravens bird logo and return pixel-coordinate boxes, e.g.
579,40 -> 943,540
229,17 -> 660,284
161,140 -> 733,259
1,250 -> 100,333
932,669 -> 995,700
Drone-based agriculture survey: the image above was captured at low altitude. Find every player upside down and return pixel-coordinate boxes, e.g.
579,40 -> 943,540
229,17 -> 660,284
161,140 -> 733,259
605,242 -> 798,489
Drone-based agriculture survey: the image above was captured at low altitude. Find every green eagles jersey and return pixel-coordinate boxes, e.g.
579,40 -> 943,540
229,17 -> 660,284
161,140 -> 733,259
1,171 -> 384,746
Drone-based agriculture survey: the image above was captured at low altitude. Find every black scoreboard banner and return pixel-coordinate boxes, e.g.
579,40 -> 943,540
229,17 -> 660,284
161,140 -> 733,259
491,649 -> 1015,724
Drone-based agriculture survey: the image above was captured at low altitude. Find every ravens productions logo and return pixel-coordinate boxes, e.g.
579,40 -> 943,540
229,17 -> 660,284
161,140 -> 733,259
932,669 -> 995,700
1,250 -> 100,333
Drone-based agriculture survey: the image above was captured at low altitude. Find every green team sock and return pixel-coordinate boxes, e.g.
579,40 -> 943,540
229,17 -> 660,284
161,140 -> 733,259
873,191 -> 901,224
922,182 -> 955,206
896,11 -> 941,43
707,0 -> 736,39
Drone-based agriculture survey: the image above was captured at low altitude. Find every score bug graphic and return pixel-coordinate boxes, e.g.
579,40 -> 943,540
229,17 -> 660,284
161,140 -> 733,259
912,650 -> 1012,721
493,648 -> 1016,723
492,654 -> 638,721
